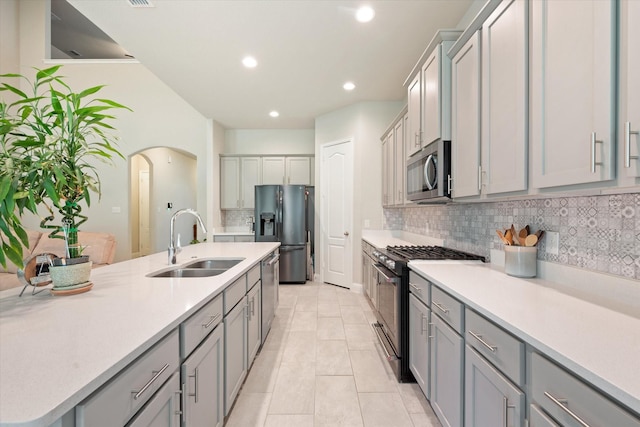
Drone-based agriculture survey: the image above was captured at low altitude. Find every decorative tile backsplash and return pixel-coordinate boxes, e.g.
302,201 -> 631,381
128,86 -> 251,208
384,193 -> 640,280
221,209 -> 255,229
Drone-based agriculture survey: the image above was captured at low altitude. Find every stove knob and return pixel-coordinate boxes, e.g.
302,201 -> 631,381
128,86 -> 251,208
372,251 -> 379,257
387,260 -> 395,269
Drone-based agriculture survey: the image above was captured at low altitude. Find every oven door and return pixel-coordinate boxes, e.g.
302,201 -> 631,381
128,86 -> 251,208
373,263 -> 399,353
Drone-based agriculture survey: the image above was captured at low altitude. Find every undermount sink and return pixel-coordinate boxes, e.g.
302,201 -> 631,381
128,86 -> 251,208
146,258 -> 245,278
183,258 -> 244,269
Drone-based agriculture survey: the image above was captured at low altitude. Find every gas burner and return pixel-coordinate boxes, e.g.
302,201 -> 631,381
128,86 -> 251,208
386,245 -> 485,262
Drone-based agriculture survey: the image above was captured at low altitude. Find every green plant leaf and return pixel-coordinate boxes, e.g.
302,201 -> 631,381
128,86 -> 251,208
36,65 -> 63,80
1,83 -> 28,99
95,99 -> 132,111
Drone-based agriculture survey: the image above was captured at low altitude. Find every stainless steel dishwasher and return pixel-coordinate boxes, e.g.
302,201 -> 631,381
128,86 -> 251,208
261,250 -> 279,344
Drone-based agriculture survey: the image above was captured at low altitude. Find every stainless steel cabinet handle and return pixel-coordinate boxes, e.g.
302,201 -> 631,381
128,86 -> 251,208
502,397 -> 515,427
420,314 -> 427,334
415,132 -> 420,147
203,313 -> 221,329
544,392 -> 591,427
625,122 -> 639,168
428,322 -> 434,339
409,283 -> 421,293
590,132 -> 603,173
344,231 -> 350,236
267,254 -> 280,265
251,297 -> 255,316
469,330 -> 497,353
432,301 -> 449,314
174,390 -> 183,416
189,367 -> 199,403
132,363 -> 170,400
181,383 -> 187,423
447,174 -> 452,194
478,165 -> 482,192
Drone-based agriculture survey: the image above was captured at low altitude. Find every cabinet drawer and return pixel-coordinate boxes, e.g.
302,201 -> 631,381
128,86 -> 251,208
180,294 -> 223,359
531,352 -> 640,427
235,235 -> 254,242
76,329 -> 179,427
224,275 -> 247,315
247,263 -> 260,289
409,272 -> 430,305
465,308 -> 524,387
431,285 -> 463,334
213,235 -> 234,242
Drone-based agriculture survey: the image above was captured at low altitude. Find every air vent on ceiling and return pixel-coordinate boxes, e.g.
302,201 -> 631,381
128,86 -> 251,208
128,0 -> 154,7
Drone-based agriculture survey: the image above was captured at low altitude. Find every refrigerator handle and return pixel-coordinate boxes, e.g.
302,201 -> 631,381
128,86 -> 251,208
276,188 -> 281,240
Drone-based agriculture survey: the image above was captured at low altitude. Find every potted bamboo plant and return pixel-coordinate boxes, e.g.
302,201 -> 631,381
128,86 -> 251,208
0,65 -> 130,289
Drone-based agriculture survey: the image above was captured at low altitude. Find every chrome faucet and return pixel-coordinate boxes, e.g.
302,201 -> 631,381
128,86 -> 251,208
169,208 -> 207,264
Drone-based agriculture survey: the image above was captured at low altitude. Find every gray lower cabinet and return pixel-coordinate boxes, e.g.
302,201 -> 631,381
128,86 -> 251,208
247,281 -> 262,367
181,325 -> 224,427
409,293 -> 430,399
529,404 -> 560,427
224,296 -> 248,416
127,372 -> 181,427
430,312 -> 463,427
76,330 -> 180,427
530,352 -> 640,427
464,346 -> 524,427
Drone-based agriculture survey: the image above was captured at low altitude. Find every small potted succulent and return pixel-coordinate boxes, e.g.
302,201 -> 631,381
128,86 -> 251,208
0,66 -> 130,289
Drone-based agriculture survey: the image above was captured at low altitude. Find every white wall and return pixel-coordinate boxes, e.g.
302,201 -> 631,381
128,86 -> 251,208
0,0 -> 19,76
8,0 -> 212,262
315,101 -> 404,285
141,147 -> 198,253
225,129 -> 315,154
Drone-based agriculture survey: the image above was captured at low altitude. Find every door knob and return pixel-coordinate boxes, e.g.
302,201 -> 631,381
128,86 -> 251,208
344,231 -> 349,236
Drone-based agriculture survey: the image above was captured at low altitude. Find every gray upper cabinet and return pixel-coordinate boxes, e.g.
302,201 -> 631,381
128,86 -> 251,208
451,30 -> 481,199
405,30 -> 461,160
481,0 -> 528,195
620,0 -> 640,180
530,0 -> 615,188
220,156 -> 261,210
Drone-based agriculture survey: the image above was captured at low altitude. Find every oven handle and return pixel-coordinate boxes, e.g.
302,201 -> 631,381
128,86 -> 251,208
373,264 -> 398,284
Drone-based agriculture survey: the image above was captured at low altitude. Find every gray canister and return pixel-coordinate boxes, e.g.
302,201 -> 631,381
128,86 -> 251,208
504,246 -> 537,278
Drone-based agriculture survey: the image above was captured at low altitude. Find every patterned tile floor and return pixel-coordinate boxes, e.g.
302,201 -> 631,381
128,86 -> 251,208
225,281 -> 442,427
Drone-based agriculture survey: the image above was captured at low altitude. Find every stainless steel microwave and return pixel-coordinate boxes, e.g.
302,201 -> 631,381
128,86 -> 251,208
406,140 -> 451,203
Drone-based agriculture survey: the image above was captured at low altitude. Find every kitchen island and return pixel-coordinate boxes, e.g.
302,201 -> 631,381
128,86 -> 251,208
0,242 -> 279,427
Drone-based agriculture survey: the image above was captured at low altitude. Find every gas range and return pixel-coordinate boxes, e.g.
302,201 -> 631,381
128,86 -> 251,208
369,244 -> 484,383
373,245 -> 485,274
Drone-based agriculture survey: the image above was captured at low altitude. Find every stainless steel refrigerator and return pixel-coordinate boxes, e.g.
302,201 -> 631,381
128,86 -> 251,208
255,185 -> 312,283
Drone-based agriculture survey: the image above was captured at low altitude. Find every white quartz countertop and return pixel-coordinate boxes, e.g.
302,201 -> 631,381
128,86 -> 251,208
0,242 -> 279,427
409,261 -> 640,414
361,230 -> 443,248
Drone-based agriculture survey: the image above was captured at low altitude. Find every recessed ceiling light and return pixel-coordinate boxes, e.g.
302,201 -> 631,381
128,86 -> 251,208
356,6 -> 375,23
269,111 -> 279,118
242,56 -> 257,68
343,82 -> 356,91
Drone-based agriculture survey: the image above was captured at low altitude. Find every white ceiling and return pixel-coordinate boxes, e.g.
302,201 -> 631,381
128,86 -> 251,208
66,0 -> 474,129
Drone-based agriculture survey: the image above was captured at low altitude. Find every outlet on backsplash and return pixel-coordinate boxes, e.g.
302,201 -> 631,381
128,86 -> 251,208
546,231 -> 559,255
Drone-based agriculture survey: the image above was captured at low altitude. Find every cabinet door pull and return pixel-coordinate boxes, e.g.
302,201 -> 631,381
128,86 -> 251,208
478,165 -> 483,192
544,391 -> 591,427
202,313 -> 221,329
420,314 -> 427,335
181,382 -> 187,423
409,283 -> 421,293
132,363 -> 170,400
625,122 -> 639,168
175,389 -> 183,416
469,330 -> 497,353
590,132 -> 603,173
432,301 -> 449,314
502,397 -> 515,427
189,367 -> 199,403
251,297 -> 255,316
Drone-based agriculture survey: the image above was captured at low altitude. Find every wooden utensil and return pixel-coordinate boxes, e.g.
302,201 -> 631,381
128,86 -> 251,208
525,225 -> 530,235
510,225 -> 519,245
535,229 -> 544,241
524,234 -> 538,247
519,228 -> 528,241
496,230 -> 510,245
505,229 -> 513,245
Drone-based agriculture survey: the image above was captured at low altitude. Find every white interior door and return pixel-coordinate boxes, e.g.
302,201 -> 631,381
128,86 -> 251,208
138,170 -> 151,256
321,139 -> 353,288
